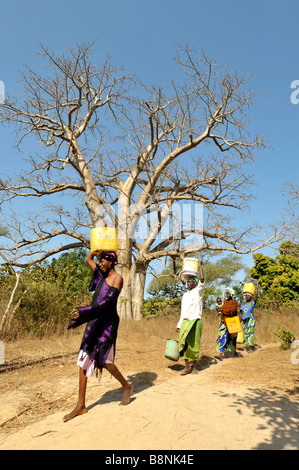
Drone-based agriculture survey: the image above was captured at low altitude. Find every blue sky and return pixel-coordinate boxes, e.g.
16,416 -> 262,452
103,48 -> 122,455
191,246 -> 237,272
0,0 -> 298,276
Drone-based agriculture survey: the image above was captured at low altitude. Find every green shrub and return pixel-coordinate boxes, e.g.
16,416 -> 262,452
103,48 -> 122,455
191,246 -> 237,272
273,325 -> 296,350
142,296 -> 181,319
0,248 -> 92,337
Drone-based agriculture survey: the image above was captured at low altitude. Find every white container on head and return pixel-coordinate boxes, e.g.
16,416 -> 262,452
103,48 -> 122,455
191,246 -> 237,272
182,258 -> 199,279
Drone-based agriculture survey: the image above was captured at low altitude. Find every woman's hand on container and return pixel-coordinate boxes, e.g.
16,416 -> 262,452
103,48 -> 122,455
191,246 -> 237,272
176,328 -> 180,333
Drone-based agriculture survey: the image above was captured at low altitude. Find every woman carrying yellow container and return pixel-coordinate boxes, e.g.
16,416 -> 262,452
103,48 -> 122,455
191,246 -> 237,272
63,228 -> 133,422
215,288 -> 240,360
240,283 -> 258,352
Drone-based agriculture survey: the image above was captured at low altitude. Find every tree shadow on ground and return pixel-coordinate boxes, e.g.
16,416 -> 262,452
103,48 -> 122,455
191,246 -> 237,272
88,371 -> 157,410
216,387 -> 299,450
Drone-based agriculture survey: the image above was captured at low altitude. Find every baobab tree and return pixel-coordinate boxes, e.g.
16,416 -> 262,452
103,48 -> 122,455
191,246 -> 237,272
0,42 -> 285,319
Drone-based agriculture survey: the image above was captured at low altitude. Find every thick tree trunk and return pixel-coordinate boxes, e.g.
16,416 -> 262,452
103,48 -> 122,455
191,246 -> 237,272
130,261 -> 147,320
70,142 -> 102,227
116,236 -> 147,320
117,263 -> 147,320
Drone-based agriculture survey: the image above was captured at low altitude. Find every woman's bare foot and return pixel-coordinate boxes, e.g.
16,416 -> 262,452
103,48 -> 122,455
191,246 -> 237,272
63,405 -> 88,422
119,384 -> 133,406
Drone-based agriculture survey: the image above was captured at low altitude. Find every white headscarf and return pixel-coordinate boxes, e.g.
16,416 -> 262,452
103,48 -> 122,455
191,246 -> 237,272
226,288 -> 235,296
244,292 -> 253,297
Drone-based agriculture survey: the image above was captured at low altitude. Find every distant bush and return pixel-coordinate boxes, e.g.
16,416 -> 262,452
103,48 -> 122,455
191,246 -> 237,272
142,297 -> 181,319
273,325 -> 296,350
0,248 -> 92,337
251,241 -> 299,306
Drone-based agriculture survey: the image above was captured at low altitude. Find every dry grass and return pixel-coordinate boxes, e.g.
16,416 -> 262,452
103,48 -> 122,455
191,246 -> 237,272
0,307 -> 298,436
1,307 -> 299,368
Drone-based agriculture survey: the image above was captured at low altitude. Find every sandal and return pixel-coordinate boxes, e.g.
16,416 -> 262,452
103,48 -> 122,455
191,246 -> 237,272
215,354 -> 223,361
180,361 -> 196,375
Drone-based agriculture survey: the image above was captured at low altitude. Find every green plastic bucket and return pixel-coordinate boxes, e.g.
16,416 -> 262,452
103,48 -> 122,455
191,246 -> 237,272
164,339 -> 180,361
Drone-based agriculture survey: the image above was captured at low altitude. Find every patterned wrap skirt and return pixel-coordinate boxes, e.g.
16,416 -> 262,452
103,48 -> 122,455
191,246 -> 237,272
216,322 -> 237,353
243,315 -> 256,346
179,318 -> 203,361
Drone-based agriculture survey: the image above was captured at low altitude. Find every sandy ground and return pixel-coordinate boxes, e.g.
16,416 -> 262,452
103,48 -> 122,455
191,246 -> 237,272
0,328 -> 298,451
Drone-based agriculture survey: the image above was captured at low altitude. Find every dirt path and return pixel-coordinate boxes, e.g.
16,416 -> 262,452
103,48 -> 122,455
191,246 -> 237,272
0,343 -> 298,450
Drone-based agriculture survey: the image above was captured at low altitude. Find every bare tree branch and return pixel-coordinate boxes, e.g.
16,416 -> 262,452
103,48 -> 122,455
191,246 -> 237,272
0,42 -> 288,319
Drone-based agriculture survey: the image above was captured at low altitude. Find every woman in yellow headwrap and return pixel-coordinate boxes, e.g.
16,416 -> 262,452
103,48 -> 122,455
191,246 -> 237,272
240,284 -> 258,352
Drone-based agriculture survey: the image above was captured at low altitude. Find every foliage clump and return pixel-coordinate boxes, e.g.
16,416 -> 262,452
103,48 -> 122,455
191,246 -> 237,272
273,325 -> 296,350
0,248 -> 91,337
251,241 -> 299,306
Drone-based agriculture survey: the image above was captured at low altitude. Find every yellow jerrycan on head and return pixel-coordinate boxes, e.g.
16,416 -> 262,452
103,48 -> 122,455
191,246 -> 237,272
243,283 -> 255,295
90,227 -> 118,255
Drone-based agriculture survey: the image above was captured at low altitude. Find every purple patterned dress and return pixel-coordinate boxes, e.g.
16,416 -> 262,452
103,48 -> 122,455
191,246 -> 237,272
67,266 -> 120,375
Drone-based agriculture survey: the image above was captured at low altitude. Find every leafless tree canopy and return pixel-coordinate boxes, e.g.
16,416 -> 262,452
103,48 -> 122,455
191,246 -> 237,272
0,42 -> 287,318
